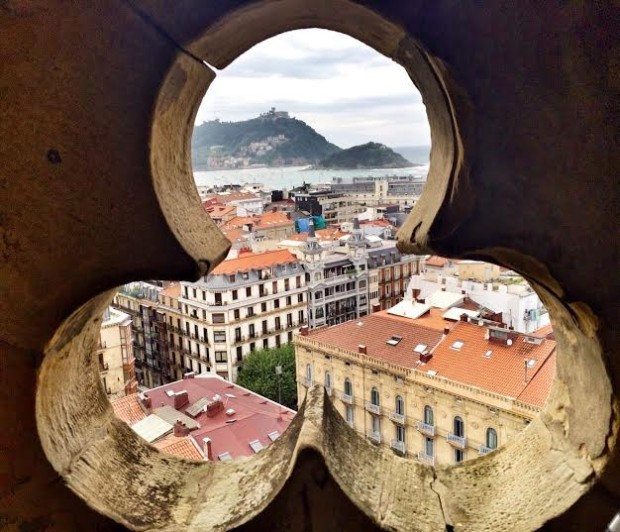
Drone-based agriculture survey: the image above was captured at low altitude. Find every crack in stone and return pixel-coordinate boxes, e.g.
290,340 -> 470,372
429,470 -> 450,530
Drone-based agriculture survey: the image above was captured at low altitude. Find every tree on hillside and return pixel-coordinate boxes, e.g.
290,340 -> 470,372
236,344 -> 298,410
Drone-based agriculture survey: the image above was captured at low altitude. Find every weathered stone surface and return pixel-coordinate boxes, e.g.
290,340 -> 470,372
0,0 -> 618,530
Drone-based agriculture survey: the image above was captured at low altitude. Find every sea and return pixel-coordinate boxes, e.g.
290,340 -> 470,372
193,145 -> 431,191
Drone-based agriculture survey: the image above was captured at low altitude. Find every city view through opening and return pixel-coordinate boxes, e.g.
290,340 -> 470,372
104,30 -> 554,466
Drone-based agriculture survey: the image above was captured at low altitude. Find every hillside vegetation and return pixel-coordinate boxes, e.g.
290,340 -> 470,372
315,142 -> 412,169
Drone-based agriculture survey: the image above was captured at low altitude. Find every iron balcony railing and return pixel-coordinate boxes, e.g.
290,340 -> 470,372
417,452 -> 435,466
390,439 -> 406,454
365,401 -> 381,415
340,392 -> 354,404
447,433 -> 468,449
367,431 -> 381,444
389,411 -> 406,424
416,421 -> 436,437
478,445 -> 494,455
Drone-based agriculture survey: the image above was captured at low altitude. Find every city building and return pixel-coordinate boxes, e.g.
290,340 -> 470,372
221,210 -> 296,250
295,310 -> 556,466
111,373 -> 295,461
410,258 -> 550,333
330,175 -> 426,209
97,307 -> 138,399
178,249 -> 308,381
293,190 -> 367,225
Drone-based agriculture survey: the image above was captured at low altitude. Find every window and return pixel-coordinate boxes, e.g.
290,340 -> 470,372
202,290 -> 206,301
236,346 -> 242,362
286,313 -> 293,327
275,317 -> 281,330
202,309 -> 207,320
296,276 -> 301,288
344,378 -> 352,397
287,331 -> 293,343
275,335 -> 281,347
359,280 -> 366,288
215,351 -> 227,363
234,327 -> 241,342
246,287 -> 252,297
325,371 -> 332,389
298,310 -> 304,323
272,281 -> 278,294
395,395 -> 404,415
203,327 -> 208,341
370,387 -> 380,406
259,284 -> 266,297
183,286 -> 188,298
396,424 -> 405,443
345,405 -> 354,424
214,330 -> 226,343
425,437 -> 434,457
263,338 -> 269,349
262,320 -> 268,333
274,299 -> 280,309
305,363 -> 312,383
247,306 -> 255,317
284,279 -> 290,291
297,293 -> 303,303
371,415 -> 380,433
424,405 -> 434,425
261,302 -> 267,312
453,416 -> 465,437
249,324 -> 256,337
215,293 -> 222,305
455,449 -> 464,463
286,296 -> 292,306
229,275 -> 236,283
249,342 -> 255,352
192,288 -> 197,298
232,289 -> 238,300
486,428 -> 498,449
212,313 -> 225,324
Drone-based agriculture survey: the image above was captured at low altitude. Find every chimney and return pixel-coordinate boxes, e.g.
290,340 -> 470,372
372,303 -> 381,313
300,326 -> 309,336
206,398 -> 224,418
420,352 -> 433,363
441,287 -> 446,292
411,288 -> 421,300
272,207 -> 277,212
173,390 -> 189,409
443,327 -> 450,336
460,313 -> 468,322
358,344 -> 367,354
139,393 -> 152,410
202,437 -> 213,461
183,371 -> 195,379
173,420 -> 190,437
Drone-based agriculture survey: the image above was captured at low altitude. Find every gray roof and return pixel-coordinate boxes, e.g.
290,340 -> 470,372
153,405 -> 200,430
186,397 -> 211,418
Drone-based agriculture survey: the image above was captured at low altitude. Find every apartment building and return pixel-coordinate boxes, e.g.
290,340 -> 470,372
113,282 -> 168,388
97,306 -> 138,399
294,190 -> 366,225
178,249 -> 308,382
295,311 -> 555,466
330,175 -> 426,209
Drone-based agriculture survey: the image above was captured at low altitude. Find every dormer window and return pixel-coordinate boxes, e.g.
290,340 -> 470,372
386,335 -> 402,346
451,340 -> 464,350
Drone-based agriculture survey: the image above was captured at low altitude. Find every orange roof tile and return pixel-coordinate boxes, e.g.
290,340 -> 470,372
211,249 -> 298,275
152,434 -> 204,461
287,228 -> 348,242
111,394 -> 146,425
517,351 -> 556,407
221,227 -> 246,244
421,321 -> 556,405
307,314 -> 445,369
215,192 -> 260,203
425,255 -> 450,268
224,211 -> 293,231
160,282 -> 181,299
534,323 -> 555,340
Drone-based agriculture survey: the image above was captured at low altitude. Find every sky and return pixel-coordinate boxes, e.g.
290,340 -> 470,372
195,29 -> 431,149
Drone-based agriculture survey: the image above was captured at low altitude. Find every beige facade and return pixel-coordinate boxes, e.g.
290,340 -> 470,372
456,260 -> 501,282
98,307 -> 137,399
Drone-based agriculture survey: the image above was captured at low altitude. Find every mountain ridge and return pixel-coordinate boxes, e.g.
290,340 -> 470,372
314,142 -> 412,169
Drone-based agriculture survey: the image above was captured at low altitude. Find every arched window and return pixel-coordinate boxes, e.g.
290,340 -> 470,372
454,416 -> 464,437
370,387 -> 380,406
344,378 -> 352,396
486,427 -> 498,449
424,405 -> 434,425
305,363 -> 312,383
395,395 -> 404,415
324,371 -> 332,390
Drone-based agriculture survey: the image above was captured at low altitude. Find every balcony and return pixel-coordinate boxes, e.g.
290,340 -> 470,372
478,445 -> 494,455
417,452 -> 435,466
340,392 -> 353,404
416,421 -> 436,437
390,439 -> 406,455
389,411 -> 406,424
365,401 -> 381,415
367,431 -> 381,444
447,433 -> 468,449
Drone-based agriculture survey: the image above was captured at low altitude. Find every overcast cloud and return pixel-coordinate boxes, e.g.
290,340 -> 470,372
195,29 -> 431,149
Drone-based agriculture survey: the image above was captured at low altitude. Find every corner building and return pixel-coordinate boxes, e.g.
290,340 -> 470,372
295,311 -> 555,466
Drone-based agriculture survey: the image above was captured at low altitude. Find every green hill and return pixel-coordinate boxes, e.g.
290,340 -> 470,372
315,142 -> 412,169
192,110 -> 341,169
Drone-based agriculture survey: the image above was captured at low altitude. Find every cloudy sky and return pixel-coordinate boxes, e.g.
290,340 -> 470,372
195,29 -> 431,149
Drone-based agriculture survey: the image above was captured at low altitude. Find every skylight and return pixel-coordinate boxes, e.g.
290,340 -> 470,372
484,350 -> 493,358
386,335 -> 403,346
218,452 -> 232,461
268,431 -> 280,441
414,343 -> 428,353
249,439 -> 264,453
526,359 -> 536,368
451,340 -> 464,350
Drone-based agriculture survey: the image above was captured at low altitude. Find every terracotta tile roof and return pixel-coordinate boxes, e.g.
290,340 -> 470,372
215,192 -> 261,203
307,314 -> 445,369
287,228 -> 348,242
224,211 -> 293,231
160,282 -> 181,299
392,308 -> 452,331
221,227 -> 246,244
211,249 -> 298,275
152,434 -> 204,461
425,255 -> 450,268
421,321 -> 556,405
534,323 -> 555,340
360,219 -> 393,228
517,351 -> 556,407
111,393 -> 146,424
